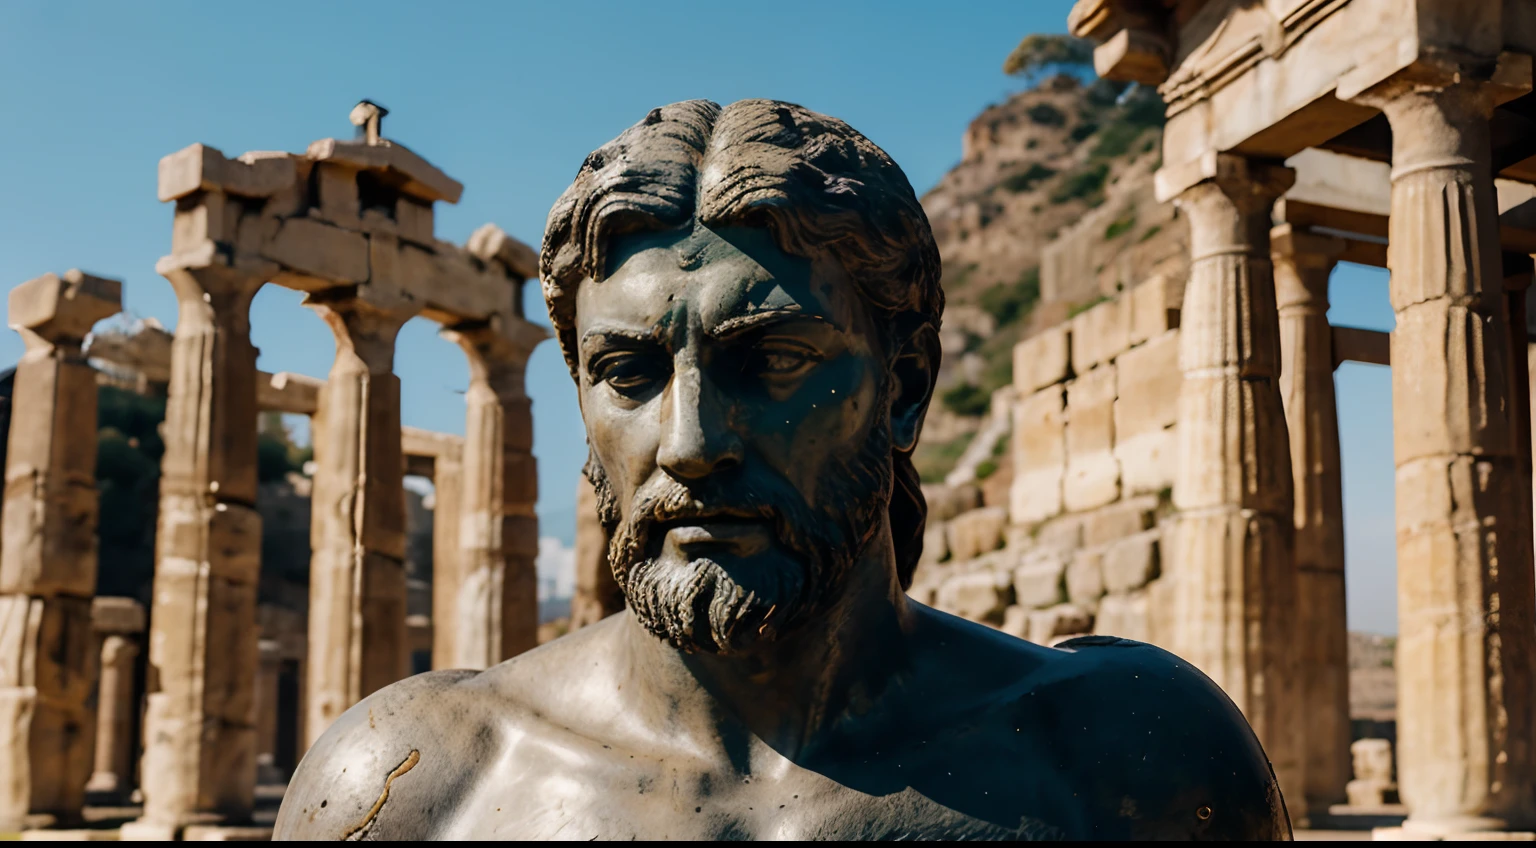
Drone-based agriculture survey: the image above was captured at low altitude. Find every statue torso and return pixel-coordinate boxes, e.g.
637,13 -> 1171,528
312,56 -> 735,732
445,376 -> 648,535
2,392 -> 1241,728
274,610 -> 1291,841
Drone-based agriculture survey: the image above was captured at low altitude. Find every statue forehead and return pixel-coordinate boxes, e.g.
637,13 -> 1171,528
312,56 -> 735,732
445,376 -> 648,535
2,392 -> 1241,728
575,225 -> 857,333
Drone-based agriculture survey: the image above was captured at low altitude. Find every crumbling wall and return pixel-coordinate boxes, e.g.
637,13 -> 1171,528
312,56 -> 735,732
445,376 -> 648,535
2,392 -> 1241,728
910,274 -> 1184,648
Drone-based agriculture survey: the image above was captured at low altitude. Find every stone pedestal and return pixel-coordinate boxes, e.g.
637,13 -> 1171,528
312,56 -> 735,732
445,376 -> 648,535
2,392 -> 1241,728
444,321 -> 543,668
0,271 -> 121,830
570,472 -> 622,629
132,250 -> 273,836
303,289 -> 414,748
1168,157 -> 1304,820
1347,66 -> 1536,836
1272,224 -> 1350,811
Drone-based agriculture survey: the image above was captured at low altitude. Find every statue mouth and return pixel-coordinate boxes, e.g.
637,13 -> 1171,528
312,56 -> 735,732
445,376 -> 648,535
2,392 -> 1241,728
653,515 -> 775,556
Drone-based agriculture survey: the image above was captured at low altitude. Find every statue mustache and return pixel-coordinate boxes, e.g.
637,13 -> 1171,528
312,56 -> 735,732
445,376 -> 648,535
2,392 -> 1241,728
620,476 -> 806,557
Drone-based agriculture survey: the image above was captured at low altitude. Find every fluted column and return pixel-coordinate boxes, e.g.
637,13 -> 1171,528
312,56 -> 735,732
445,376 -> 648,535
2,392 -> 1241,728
570,472 -> 622,629
445,319 -> 542,667
303,287 -> 415,748
131,249 -> 273,837
1272,224 -> 1350,811
1170,156 -> 1304,819
429,450 -> 463,670
1347,66 -> 1536,835
85,633 -> 139,801
0,271 -> 120,830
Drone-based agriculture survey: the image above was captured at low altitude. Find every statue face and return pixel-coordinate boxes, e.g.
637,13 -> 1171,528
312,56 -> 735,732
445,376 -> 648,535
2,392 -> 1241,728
576,224 -> 895,655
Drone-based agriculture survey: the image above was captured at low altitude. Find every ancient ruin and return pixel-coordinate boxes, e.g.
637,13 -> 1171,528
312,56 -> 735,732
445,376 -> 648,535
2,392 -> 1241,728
913,0 -> 1536,840
0,106 -> 546,839
2,0 -> 1536,837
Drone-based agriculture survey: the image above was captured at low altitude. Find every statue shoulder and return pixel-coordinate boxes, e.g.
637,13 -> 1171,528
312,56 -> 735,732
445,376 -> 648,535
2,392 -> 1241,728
272,669 -> 497,841
1024,636 -> 1293,840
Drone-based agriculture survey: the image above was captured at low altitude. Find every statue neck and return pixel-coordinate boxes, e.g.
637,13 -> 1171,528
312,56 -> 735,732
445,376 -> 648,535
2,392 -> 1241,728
622,520 -> 915,763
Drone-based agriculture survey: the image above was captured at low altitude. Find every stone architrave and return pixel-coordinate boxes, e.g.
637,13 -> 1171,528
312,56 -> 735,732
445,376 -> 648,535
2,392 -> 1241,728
85,597 -> 146,803
303,263 -> 418,749
1271,223 -> 1350,811
129,245 -> 276,838
444,315 -> 545,667
1168,156 -> 1304,821
0,271 -> 120,830
570,472 -> 622,630
1341,59 -> 1536,835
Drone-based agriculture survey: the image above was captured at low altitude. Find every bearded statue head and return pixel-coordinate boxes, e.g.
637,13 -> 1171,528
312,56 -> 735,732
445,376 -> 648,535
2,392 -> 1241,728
541,99 -> 943,656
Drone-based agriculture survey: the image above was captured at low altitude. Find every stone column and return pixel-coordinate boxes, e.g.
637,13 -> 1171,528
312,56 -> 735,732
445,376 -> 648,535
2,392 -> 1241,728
85,634 -> 139,800
1345,62 -> 1536,835
446,320 -> 542,667
1169,156 -> 1304,819
303,283 -> 416,749
85,596 -> 146,805
128,250 -> 275,839
0,271 -> 120,830
254,640 -> 282,786
570,472 -> 622,629
429,450 -> 463,670
1272,224 -> 1350,811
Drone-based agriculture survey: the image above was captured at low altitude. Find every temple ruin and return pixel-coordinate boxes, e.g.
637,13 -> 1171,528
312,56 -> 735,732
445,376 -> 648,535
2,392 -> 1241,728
0,109 -> 546,838
914,0 -> 1536,840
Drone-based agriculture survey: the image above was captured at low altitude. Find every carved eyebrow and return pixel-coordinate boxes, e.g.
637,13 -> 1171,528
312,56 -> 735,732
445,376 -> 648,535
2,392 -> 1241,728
579,324 -> 666,352
707,309 -> 834,341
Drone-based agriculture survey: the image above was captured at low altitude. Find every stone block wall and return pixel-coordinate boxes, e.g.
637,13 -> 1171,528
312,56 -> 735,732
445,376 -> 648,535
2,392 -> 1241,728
911,274 -> 1184,649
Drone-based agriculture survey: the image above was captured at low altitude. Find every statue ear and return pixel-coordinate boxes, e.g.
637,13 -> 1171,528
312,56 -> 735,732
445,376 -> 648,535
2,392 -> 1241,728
888,325 -> 939,453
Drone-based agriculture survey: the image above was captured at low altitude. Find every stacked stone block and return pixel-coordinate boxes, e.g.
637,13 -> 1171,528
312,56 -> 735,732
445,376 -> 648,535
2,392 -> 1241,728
914,275 -> 1183,650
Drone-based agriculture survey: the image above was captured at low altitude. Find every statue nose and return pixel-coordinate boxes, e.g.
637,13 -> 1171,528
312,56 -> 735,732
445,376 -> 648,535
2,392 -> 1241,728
657,364 -> 743,481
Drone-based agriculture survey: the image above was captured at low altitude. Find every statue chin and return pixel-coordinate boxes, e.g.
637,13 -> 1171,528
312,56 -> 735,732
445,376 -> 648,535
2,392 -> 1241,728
624,553 -> 811,656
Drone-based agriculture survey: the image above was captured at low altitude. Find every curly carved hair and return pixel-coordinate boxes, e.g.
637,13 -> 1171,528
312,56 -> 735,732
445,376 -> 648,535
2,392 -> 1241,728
540,98 -> 943,589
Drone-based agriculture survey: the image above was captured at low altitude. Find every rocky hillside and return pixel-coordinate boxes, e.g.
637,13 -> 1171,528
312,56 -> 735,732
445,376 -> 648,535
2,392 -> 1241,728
913,73 -> 1190,488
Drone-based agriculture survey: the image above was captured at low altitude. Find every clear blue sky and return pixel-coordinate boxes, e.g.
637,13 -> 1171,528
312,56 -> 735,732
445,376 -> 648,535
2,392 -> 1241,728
0,0 -> 1399,633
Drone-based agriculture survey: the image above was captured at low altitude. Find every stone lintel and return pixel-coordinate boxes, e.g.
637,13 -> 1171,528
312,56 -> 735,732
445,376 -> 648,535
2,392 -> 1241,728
1331,326 -> 1390,369
91,597 -> 145,636
158,144 -> 298,203
257,372 -> 322,416
305,138 -> 463,205
466,224 -> 540,281
262,217 -> 369,288
1337,48 -> 1532,107
402,426 -> 464,462
8,271 -> 122,343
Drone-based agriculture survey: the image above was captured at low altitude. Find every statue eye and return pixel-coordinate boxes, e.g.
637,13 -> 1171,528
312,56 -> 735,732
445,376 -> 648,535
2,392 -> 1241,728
751,345 -> 818,379
593,354 -> 665,398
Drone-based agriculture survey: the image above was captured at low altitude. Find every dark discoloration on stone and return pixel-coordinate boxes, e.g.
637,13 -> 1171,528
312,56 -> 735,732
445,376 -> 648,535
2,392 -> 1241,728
274,99 -> 1291,842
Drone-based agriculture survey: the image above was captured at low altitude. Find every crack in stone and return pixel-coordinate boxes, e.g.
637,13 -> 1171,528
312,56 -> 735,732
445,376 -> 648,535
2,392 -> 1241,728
343,749 -> 420,841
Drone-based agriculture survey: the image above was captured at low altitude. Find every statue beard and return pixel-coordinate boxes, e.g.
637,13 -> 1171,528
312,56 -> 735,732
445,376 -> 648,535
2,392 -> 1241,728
589,415 -> 894,657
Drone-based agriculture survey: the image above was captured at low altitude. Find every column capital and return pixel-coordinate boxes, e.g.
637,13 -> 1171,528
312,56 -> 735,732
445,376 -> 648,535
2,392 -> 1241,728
1155,151 -> 1295,206
444,314 -> 550,391
8,270 -> 122,349
1273,224 -> 1346,310
1271,224 -> 1347,265
306,286 -> 418,371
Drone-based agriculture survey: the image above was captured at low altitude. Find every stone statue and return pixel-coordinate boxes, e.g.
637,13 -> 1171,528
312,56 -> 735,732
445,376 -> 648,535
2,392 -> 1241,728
274,99 -> 1291,841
